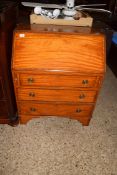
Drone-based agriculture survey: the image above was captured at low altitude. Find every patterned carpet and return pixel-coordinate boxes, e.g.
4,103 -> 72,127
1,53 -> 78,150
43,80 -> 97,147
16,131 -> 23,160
0,67 -> 117,175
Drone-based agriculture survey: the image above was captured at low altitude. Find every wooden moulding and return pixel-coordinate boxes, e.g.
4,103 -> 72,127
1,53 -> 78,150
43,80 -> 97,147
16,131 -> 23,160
30,13 -> 93,27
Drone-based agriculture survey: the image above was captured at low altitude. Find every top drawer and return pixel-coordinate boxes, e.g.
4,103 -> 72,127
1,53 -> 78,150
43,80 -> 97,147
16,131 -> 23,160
18,74 -> 99,88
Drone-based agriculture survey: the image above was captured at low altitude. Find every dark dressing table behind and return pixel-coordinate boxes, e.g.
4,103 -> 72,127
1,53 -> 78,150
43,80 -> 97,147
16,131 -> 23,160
0,1 -> 18,124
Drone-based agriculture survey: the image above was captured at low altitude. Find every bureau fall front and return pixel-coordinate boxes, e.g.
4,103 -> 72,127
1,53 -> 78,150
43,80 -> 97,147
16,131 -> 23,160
12,25 -> 105,125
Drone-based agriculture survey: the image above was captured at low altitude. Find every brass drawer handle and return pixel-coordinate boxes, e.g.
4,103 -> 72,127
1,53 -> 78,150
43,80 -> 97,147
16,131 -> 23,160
79,94 -> 85,99
82,80 -> 89,85
28,78 -> 34,84
76,109 -> 82,113
30,107 -> 36,112
29,92 -> 35,97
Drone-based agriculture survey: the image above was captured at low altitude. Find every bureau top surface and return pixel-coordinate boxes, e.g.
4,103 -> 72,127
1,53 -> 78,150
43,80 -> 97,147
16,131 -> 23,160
12,25 -> 106,74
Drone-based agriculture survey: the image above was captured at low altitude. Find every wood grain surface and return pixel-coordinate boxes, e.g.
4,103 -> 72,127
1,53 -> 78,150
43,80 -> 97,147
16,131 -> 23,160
18,102 -> 93,117
19,74 -> 98,88
17,88 -> 97,103
12,26 -> 105,125
12,32 -> 105,74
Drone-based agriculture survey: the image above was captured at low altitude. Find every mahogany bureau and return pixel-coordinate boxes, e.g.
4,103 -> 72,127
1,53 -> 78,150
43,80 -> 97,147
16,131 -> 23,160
12,25 -> 106,126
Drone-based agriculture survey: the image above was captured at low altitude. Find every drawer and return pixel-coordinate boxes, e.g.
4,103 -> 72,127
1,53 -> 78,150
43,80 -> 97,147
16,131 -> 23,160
0,78 -> 5,99
17,88 -> 97,103
19,74 -> 98,88
0,101 -> 8,116
18,102 -> 94,117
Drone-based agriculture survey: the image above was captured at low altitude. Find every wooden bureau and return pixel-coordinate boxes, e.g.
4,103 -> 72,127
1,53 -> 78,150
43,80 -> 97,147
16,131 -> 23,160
12,25 -> 106,125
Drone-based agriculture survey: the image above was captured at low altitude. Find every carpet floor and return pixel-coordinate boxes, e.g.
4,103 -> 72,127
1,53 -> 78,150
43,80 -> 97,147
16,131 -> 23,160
0,67 -> 117,175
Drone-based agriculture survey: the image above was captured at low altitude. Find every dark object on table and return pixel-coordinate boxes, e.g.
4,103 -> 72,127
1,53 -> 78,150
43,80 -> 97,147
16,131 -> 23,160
0,1 -> 19,125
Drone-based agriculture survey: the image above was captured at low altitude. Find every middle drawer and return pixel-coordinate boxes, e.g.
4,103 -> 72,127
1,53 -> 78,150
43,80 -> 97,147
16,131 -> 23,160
17,88 -> 97,103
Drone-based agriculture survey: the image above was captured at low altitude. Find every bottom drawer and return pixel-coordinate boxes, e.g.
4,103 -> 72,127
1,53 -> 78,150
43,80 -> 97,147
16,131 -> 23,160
18,102 -> 94,117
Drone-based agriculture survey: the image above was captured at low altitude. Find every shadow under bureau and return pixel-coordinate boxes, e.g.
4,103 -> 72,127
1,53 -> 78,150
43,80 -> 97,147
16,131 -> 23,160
12,25 -> 106,125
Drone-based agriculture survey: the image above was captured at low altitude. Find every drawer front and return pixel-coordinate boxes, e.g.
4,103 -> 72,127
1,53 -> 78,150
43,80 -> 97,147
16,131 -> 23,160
0,78 -> 5,99
18,102 -> 93,117
17,88 -> 97,103
19,74 -> 98,88
0,101 -> 8,116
